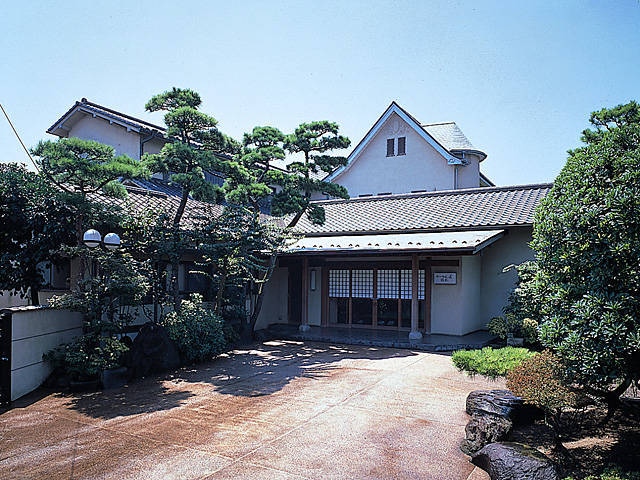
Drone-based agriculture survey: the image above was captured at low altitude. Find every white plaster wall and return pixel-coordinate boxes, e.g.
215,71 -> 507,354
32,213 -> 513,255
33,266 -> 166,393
456,155 -> 482,189
255,267 -> 288,329
460,255 -> 483,334
479,227 -> 536,325
430,260 -> 463,335
142,137 -> 166,156
0,294 -> 29,309
9,307 -> 84,401
430,255 -> 482,335
334,113 -> 457,196
70,116 -> 141,160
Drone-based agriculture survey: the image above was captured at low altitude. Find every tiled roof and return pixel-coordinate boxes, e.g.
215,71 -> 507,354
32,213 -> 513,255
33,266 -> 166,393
91,182 -> 224,230
125,177 -> 186,197
48,98 -> 166,138
294,183 -> 552,235
422,122 -> 480,153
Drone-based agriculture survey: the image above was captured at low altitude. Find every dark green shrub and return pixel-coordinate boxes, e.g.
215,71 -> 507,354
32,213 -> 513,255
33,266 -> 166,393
564,466 -> 640,480
161,294 -> 228,364
452,346 -> 535,380
44,334 -> 129,381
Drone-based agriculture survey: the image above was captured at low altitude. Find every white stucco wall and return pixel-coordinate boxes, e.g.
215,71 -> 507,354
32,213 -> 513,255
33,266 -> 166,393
430,260 -> 463,335
8,307 -> 84,401
334,113 -> 460,196
479,227 -> 536,325
70,115 -> 142,159
455,155 -> 482,189
142,137 -> 166,156
460,255 -> 483,334
255,267 -> 288,330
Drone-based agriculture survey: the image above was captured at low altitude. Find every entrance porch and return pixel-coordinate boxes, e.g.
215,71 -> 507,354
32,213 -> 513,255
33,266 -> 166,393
265,324 -> 495,352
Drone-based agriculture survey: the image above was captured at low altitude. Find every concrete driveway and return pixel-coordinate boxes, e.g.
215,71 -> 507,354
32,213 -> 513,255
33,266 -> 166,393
0,340 -> 497,480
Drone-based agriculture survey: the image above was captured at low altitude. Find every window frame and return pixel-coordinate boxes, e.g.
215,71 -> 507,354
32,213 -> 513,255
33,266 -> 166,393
386,138 -> 395,157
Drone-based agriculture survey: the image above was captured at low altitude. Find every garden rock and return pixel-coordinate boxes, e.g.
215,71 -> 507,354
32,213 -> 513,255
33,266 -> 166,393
467,389 -> 542,425
461,413 -> 512,455
130,322 -> 180,378
471,442 -> 560,480
466,390 -> 523,419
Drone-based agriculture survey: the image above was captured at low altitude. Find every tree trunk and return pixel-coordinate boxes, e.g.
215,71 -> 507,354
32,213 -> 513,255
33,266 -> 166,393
29,285 -> 40,306
247,253 -> 278,336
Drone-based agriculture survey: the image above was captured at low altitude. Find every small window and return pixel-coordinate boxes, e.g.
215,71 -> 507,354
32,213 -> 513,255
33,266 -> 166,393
397,137 -> 406,155
386,138 -> 395,156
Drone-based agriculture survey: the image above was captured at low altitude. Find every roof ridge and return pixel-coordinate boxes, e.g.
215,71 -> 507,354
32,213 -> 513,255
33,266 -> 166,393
125,185 -> 169,198
422,121 -> 456,126
81,99 -> 166,132
312,183 -> 554,206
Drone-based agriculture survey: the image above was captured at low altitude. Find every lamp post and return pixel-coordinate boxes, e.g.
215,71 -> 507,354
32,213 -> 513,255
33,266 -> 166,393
83,229 -> 121,250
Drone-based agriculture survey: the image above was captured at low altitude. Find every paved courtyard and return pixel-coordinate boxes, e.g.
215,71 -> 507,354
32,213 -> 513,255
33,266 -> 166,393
0,340 -> 498,480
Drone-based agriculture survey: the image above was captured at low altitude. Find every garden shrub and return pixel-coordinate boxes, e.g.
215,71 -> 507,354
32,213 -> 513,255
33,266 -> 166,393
487,315 -> 539,345
161,294 -> 228,364
564,467 -> 640,480
507,350 -> 581,447
44,334 -> 129,381
452,346 -> 536,379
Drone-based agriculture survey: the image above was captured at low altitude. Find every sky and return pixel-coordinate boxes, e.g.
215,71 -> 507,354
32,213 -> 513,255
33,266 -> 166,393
1,0 -> 639,186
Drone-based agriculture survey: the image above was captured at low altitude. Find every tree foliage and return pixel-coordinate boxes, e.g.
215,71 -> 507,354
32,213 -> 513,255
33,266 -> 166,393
0,163 -> 76,304
271,120 -> 351,227
31,137 -> 148,242
142,87 -> 242,311
143,87 -> 238,225
532,100 -> 640,403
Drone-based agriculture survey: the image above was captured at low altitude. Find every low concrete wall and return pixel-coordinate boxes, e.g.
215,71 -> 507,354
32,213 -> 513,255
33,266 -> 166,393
6,307 -> 83,401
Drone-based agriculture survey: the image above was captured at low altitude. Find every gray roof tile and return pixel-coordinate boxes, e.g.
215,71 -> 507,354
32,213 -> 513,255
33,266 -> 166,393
294,184 -> 551,235
422,121 -> 478,152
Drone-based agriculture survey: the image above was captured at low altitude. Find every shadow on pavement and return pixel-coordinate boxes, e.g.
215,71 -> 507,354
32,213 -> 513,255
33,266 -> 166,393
60,340 -> 418,419
62,380 -> 195,419
176,340 -> 418,397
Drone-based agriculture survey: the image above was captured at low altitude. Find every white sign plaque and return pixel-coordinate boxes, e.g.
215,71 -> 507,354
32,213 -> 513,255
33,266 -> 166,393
433,272 -> 457,285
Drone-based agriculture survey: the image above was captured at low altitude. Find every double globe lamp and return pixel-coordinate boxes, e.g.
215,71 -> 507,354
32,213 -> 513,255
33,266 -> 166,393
82,229 -> 121,250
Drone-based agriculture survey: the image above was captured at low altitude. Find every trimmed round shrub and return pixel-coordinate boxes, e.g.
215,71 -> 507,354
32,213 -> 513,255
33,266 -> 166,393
161,294 -> 228,364
452,346 -> 535,380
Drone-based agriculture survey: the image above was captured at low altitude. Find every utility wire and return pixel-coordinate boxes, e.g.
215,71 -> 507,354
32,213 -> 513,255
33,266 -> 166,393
0,102 -> 39,171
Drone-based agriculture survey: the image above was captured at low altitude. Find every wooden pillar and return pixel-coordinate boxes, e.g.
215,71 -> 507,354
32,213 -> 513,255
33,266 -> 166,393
409,253 -> 422,340
299,257 -> 310,331
425,260 -> 432,334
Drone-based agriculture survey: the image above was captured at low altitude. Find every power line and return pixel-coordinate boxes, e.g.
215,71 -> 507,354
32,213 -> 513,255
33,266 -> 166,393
0,102 -> 39,171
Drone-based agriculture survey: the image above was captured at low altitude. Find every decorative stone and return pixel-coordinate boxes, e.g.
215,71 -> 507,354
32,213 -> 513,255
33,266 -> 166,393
466,390 -> 524,419
471,442 -> 560,480
461,414 -> 512,455
130,322 -> 181,378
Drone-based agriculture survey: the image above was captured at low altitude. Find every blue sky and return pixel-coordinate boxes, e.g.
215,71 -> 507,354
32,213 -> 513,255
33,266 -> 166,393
1,0 -> 639,186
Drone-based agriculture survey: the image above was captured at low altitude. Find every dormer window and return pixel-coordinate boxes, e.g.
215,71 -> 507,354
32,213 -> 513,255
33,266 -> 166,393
386,137 -> 406,157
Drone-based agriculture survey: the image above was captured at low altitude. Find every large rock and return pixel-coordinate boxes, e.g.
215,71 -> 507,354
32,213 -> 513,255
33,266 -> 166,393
466,390 -> 524,419
129,322 -> 181,378
472,442 -> 560,480
461,413 -> 512,455
467,389 -> 542,425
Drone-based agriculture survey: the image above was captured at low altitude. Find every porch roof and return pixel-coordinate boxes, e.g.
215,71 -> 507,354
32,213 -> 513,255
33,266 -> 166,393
287,229 -> 504,255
